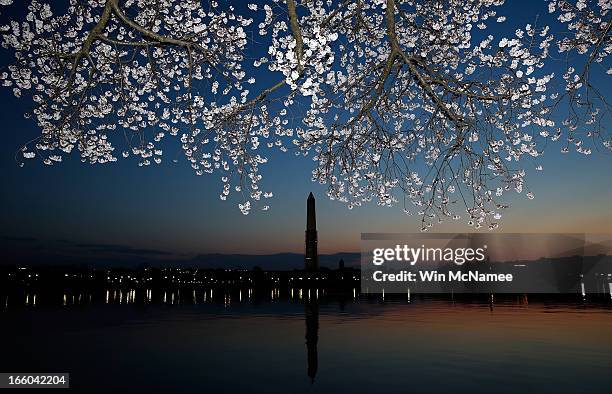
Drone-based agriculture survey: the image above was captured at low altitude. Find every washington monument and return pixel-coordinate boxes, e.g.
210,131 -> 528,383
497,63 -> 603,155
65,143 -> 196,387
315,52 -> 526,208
305,192 -> 318,271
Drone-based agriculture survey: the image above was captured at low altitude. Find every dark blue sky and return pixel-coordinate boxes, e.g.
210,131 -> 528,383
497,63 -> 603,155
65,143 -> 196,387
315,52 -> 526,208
1,1 -> 611,265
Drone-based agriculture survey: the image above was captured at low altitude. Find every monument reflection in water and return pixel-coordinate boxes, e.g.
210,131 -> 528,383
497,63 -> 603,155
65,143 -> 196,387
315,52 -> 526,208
305,300 -> 319,382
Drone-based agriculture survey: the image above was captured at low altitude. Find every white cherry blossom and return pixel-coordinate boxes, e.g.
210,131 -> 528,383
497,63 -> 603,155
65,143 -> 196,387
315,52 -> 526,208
0,0 -> 609,230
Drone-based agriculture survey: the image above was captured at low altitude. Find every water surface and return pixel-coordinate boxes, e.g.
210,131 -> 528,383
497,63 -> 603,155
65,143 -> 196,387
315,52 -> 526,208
1,295 -> 611,393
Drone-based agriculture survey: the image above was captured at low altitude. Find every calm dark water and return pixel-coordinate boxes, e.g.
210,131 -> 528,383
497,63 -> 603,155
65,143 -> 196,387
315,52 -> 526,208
1,293 -> 611,393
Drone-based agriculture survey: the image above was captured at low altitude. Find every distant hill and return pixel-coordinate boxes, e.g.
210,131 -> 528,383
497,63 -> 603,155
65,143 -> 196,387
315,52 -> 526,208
0,236 -> 360,269
185,252 -> 360,270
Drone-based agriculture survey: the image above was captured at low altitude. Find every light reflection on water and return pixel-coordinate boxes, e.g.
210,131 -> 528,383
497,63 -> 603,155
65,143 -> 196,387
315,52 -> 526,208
1,294 -> 611,393
2,287 -> 359,308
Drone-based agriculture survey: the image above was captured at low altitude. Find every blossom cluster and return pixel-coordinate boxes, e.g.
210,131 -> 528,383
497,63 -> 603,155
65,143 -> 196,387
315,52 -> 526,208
0,0 -> 609,228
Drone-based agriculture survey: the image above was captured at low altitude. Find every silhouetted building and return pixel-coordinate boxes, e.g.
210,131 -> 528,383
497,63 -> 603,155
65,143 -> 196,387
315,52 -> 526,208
338,259 -> 345,270
305,192 -> 318,271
